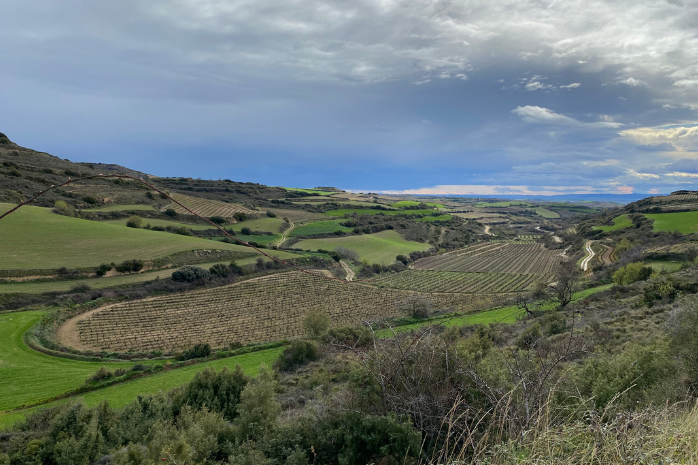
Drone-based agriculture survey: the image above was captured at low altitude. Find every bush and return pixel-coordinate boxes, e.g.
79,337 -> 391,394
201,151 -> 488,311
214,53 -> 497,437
396,254 -> 409,265
274,340 -> 320,372
145,191 -> 155,200
399,295 -> 433,319
172,366 -> 249,421
53,200 -> 75,217
115,259 -> 144,273
209,263 -> 230,277
229,261 -> 245,275
241,227 -> 252,235
324,325 -> 373,347
209,216 -> 227,225
85,367 -> 113,384
95,263 -> 112,277
176,343 -> 212,361
234,212 -> 249,222
126,215 -> 143,228
165,208 -> 177,217
172,266 -> 210,282
613,262 -> 653,285
266,210 -> 276,218
516,323 -> 543,349
303,309 -> 331,338
82,195 -> 98,205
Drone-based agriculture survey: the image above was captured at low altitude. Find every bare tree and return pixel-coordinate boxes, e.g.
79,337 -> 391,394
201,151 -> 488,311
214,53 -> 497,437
547,260 -> 580,307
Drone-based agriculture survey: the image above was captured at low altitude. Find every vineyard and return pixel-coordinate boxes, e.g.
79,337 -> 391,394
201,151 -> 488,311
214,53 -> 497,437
165,193 -> 256,219
372,270 -> 550,293
412,242 -> 563,274
65,272 -> 513,352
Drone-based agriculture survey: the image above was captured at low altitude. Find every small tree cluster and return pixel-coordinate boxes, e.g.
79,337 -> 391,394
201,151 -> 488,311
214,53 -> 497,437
172,266 -> 210,282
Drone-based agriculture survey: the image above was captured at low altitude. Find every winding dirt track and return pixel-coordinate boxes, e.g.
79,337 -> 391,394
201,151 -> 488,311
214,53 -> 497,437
580,241 -> 595,271
272,221 -> 294,247
340,260 -> 355,281
600,244 -> 614,265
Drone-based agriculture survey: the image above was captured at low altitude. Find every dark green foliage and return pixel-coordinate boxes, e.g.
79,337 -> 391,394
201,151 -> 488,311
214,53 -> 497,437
234,212 -> 249,222
229,260 -> 245,275
94,263 -> 112,276
172,366 -> 249,421
125,215 -> 142,228
115,259 -> 144,273
82,195 -> 98,205
516,323 -> 543,349
53,200 -> 76,217
241,227 -> 252,235
145,191 -> 155,200
543,311 -> 567,336
171,265 -> 210,282
164,208 -> 177,217
209,263 -> 230,277
396,254 -> 409,265
274,340 -> 320,372
668,296 -> 698,385
176,343 -> 212,361
209,216 -> 227,225
266,210 -> 276,218
85,367 -> 113,384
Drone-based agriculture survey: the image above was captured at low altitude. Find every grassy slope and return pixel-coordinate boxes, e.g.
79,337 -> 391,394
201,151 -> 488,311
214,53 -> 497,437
594,214 -> 632,232
645,211 -> 698,234
290,220 -> 353,237
534,207 -> 560,219
283,187 -> 336,196
324,208 -> 437,217
392,200 -> 446,208
103,218 -> 215,230
293,230 -> 431,265
231,217 -> 285,234
83,204 -> 155,212
0,203 -> 252,269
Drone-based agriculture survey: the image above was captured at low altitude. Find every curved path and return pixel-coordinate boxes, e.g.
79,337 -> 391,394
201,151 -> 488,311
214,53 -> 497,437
484,225 -> 493,235
600,244 -> 614,265
580,241 -> 596,271
272,221 -> 295,247
339,260 -> 355,281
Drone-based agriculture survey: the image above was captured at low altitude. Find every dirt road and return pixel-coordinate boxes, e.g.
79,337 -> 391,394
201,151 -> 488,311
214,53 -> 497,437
600,244 -> 614,265
340,260 -> 355,281
580,241 -> 595,271
272,221 -> 294,247
484,225 -> 493,235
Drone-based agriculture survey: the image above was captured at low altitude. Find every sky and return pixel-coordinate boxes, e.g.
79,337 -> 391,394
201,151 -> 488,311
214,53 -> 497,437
1,0 -> 698,196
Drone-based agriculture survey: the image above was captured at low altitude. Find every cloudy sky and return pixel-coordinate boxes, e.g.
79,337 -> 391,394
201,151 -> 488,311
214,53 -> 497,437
2,0 -> 698,195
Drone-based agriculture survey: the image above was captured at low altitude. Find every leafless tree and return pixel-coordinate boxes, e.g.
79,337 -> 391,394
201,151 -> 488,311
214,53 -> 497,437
547,260 -> 580,307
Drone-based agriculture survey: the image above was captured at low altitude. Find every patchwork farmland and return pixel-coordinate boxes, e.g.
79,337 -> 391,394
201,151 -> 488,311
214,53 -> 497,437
412,242 -> 564,274
165,192 -> 256,218
63,272 -> 511,352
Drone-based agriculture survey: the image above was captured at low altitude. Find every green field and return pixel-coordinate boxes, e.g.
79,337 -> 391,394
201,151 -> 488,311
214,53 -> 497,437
293,230 -> 431,265
324,208 -> 437,217
216,234 -> 279,246
82,204 -> 155,212
283,187 -> 336,196
103,217 -> 216,230
290,220 -> 353,237
0,203 -> 252,269
645,211 -> 698,234
392,200 -> 446,209
474,201 -> 531,208
594,214 -> 633,232
0,309 -> 284,429
534,207 -> 560,219
647,261 -> 683,272
232,217 -> 285,234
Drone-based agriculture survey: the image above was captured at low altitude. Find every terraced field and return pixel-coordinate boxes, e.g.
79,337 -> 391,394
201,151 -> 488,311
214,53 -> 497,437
412,242 -> 563,274
290,220 -> 353,237
372,270 -> 550,293
166,193 -> 256,218
61,272 -> 511,352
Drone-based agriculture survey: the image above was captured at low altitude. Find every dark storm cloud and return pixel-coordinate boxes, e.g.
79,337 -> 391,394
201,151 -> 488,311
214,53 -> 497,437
1,0 -> 697,193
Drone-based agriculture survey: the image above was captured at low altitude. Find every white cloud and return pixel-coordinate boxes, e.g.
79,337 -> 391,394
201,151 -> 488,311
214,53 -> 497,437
512,106 -> 623,128
560,83 -> 581,89
617,77 -> 647,87
666,171 -> 698,178
621,125 -> 698,152
525,81 -> 553,91
626,169 -> 660,179
379,184 -> 596,196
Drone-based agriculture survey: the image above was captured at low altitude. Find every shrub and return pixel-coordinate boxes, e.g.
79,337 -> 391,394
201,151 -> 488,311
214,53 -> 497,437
234,212 -> 249,222
126,215 -> 143,228
165,208 -> 177,217
172,366 -> 249,421
229,261 -> 245,275
53,200 -> 75,217
613,262 -> 653,285
516,323 -> 543,349
241,227 -> 252,235
115,259 -> 144,273
95,263 -> 112,276
399,295 -> 433,319
172,266 -> 210,282
303,309 -> 331,338
274,340 -> 320,372
85,367 -> 113,384
266,210 -> 276,218
543,311 -> 567,336
176,343 -> 212,361
82,195 -> 98,205
396,254 -> 409,265
210,216 -> 227,225
209,263 -> 230,277
324,325 -> 373,347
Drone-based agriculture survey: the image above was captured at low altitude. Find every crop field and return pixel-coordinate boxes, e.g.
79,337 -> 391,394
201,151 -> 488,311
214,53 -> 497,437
371,270 -> 549,293
474,201 -> 531,208
289,220 -> 353,237
165,193 -> 256,218
644,211 -> 698,234
594,214 -> 632,232
293,230 -> 432,264
392,200 -> 446,208
534,207 -> 560,219
283,187 -> 337,196
0,203 -> 253,270
649,194 -> 698,203
412,242 -> 563,274
230,217 -> 285,234
324,208 -> 438,217
64,272 -> 511,352
83,204 -> 155,212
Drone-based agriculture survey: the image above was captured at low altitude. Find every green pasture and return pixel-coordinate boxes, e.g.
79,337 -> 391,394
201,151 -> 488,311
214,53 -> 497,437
82,204 -> 155,212
474,201 -> 531,208
283,187 -> 336,196
290,220 -> 353,237
392,200 -> 446,209
644,211 -> 698,234
534,207 -> 560,219
215,234 -> 279,246
324,208 -> 438,217
593,215 -> 633,232
293,230 -> 431,265
232,217 -> 285,234
0,203 -> 251,270
103,217 -> 215,231
647,261 -> 683,272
